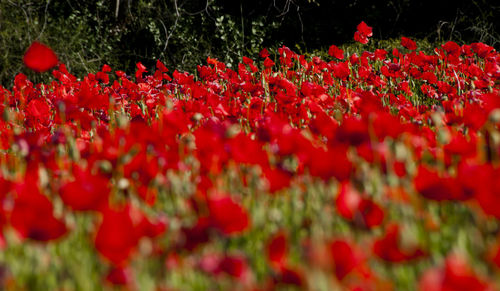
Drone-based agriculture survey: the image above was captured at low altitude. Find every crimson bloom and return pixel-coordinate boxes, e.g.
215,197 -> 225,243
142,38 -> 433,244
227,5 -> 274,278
11,182 -> 67,242
414,165 -> 465,201
328,45 -> 344,59
263,166 -> 292,193
329,239 -> 365,280
264,57 -> 275,68
94,203 -> 165,266
267,231 -> 288,269
105,266 -> 133,286
401,37 -> 417,50
59,165 -> 110,211
259,48 -> 270,58
336,183 -> 384,228
307,145 -> 352,182
354,21 -> 373,44
373,224 -> 426,263
208,194 -> 250,235
419,255 -> 494,291
23,41 -> 58,72
198,253 -> 252,283
95,205 -> 138,265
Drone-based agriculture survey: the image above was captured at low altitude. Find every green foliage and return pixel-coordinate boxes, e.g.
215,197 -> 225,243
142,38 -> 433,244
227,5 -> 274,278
0,0 -> 282,87
0,0 -> 120,86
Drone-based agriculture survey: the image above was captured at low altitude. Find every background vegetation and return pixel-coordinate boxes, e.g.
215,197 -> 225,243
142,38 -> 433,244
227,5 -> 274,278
0,0 -> 498,86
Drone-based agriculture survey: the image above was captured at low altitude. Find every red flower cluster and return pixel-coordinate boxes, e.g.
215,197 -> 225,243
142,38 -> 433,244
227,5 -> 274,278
0,24 -> 499,289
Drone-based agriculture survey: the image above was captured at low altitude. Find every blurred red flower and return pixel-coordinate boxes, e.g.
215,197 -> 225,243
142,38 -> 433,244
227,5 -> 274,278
23,42 -> 58,72
11,182 -> 67,242
59,165 -> 110,211
373,224 -> 426,263
208,194 -> 250,235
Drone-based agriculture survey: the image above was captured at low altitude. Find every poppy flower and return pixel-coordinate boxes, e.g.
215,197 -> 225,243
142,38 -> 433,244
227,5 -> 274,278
11,182 -> 67,242
217,254 -> 250,280
105,266 -> 133,286
156,60 -> 168,72
442,41 -> 462,58
328,45 -> 344,59
419,255 -> 494,291
199,253 -> 252,283
180,216 -> 211,251
59,166 -> 110,211
373,224 -> 426,263
357,21 -> 373,37
263,166 -> 292,193
401,37 -> 417,50
329,239 -> 364,280
335,116 -> 370,146
336,183 -> 384,228
264,57 -> 275,68
267,231 -> 288,269
135,62 -> 148,81
95,205 -> 138,265
208,194 -> 250,235
23,41 -> 58,72
259,48 -> 270,58
354,21 -> 373,44
414,165 -> 465,201
274,265 -> 305,287
473,168 -> 500,219
25,99 -> 52,129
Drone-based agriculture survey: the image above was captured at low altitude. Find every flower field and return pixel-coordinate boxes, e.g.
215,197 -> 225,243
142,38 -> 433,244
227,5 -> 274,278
0,22 -> 500,290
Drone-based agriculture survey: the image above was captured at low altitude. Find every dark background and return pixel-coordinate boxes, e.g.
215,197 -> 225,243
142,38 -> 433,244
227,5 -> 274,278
0,0 -> 498,86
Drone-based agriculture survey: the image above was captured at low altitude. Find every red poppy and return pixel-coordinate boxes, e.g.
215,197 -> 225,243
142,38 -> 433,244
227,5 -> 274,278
373,224 -> 425,263
414,165 -> 465,201
11,182 -> 67,242
267,231 -> 288,268
135,62 -> 148,81
156,60 -> 168,72
199,253 -> 252,283
23,41 -> 58,72
59,166 -> 110,211
259,48 -> 270,58
94,205 -> 137,265
419,255 -> 494,291
105,266 -> 133,286
274,265 -> 305,287
336,183 -> 384,228
217,254 -> 250,280
180,216 -> 212,251
208,194 -> 250,235
328,45 -> 344,59
354,21 -> 373,44
357,21 -> 373,37
329,239 -> 364,280
473,167 -> 500,219
401,37 -> 417,50
264,57 -> 275,68
25,99 -> 52,129
263,166 -> 292,193
305,141 -> 352,181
